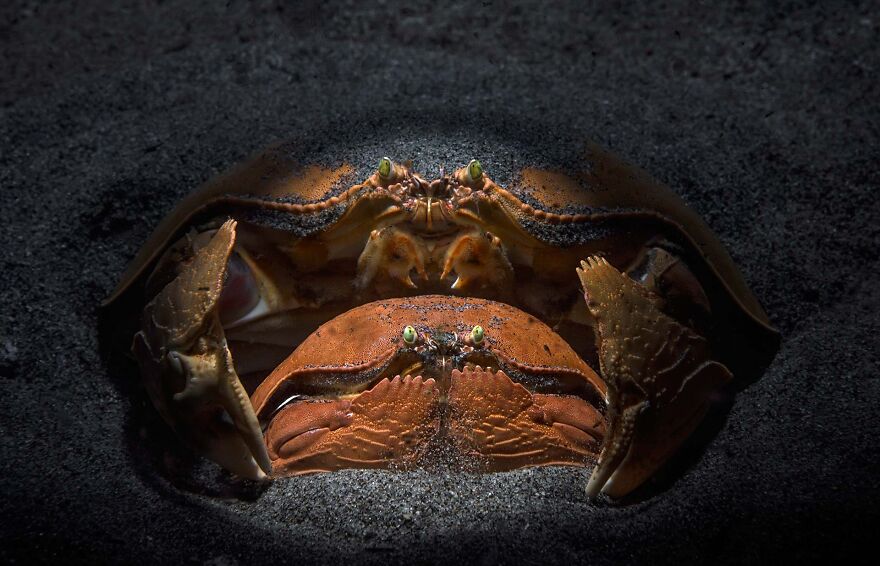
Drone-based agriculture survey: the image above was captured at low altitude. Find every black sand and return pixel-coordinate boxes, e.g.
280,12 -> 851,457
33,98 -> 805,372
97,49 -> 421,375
1,2 -> 878,564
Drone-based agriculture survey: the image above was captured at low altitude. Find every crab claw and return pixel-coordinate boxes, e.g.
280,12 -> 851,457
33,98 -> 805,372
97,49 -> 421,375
356,227 -> 428,291
440,231 -> 514,292
576,256 -> 732,499
133,219 -> 271,480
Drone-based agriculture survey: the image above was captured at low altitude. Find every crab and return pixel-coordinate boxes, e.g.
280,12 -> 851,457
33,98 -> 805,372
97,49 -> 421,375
104,142 -> 778,499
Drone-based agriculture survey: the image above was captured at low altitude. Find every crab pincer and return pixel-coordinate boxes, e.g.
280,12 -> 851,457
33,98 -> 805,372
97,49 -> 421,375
577,256 -> 732,498
132,220 -> 271,479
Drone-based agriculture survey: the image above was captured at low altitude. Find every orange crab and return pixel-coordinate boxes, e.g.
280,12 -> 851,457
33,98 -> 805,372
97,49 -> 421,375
104,143 -> 778,499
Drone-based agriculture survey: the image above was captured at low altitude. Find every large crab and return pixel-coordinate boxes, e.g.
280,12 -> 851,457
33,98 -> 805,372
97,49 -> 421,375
104,142 -> 778,500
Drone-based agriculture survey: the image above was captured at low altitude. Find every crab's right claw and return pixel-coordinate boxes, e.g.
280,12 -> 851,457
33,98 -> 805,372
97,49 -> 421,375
132,219 -> 271,480
577,256 -> 732,500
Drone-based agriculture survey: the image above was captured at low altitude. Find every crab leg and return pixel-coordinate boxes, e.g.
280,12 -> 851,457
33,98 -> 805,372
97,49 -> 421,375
132,219 -> 271,480
577,256 -> 732,499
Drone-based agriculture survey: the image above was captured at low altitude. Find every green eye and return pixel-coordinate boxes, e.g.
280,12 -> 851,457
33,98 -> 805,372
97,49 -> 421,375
468,159 -> 483,182
402,325 -> 417,345
378,157 -> 393,179
470,325 -> 484,345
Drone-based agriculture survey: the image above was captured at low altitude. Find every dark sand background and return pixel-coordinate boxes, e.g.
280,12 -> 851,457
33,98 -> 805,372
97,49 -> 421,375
1,1 -> 878,564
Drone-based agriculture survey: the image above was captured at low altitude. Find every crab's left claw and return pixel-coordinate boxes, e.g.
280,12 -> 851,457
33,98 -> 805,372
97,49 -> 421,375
133,219 -> 271,480
356,227 -> 428,291
440,231 -> 514,293
577,256 -> 732,499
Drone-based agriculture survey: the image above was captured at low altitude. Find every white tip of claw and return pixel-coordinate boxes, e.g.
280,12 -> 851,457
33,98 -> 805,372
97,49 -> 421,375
251,460 -> 269,481
585,468 -> 604,499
